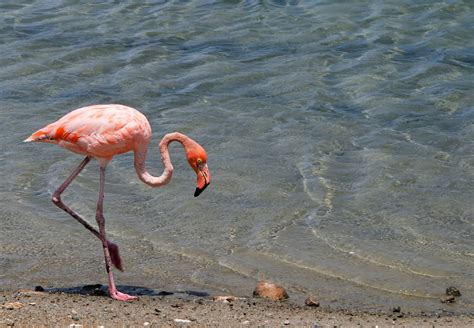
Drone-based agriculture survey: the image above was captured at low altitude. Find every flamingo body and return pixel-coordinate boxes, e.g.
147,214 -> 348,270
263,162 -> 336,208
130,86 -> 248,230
25,104 -> 211,301
26,104 -> 152,160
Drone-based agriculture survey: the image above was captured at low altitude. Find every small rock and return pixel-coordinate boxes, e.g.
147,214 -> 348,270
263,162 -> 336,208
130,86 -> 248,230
283,320 -> 290,325
242,320 -> 250,325
213,295 -> 237,303
143,322 -> 150,326
1,302 -> 24,310
173,319 -> 191,323
305,296 -> 320,307
253,281 -> 289,301
70,309 -> 81,321
446,286 -> 461,297
440,295 -> 456,304
392,306 -> 401,313
213,295 -> 246,303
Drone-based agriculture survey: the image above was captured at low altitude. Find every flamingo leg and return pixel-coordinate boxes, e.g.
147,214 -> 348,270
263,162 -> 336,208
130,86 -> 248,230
51,156 -> 123,271
96,165 -> 137,301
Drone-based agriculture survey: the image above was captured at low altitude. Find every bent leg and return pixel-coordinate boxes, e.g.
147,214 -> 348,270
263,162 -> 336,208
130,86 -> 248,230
51,156 -> 123,271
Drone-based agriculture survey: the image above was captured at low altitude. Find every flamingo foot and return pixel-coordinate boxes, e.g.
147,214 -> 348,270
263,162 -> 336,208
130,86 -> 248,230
110,290 -> 138,301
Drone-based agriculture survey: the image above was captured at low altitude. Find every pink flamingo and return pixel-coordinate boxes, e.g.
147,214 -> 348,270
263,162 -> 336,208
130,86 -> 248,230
24,104 -> 211,301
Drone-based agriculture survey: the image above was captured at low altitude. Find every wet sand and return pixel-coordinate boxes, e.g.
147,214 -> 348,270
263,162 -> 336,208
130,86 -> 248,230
1,289 -> 472,327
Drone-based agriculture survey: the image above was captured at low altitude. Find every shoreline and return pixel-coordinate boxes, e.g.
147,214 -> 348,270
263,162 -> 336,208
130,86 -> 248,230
1,288 -> 472,327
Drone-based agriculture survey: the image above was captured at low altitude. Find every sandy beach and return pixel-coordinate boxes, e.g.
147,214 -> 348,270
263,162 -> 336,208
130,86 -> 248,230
1,288 -> 472,327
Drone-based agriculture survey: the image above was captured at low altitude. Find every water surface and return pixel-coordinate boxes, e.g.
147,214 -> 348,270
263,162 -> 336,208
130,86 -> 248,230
1,0 -> 473,313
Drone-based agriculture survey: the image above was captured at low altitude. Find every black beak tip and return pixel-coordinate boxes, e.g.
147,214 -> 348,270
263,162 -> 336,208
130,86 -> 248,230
194,183 -> 209,197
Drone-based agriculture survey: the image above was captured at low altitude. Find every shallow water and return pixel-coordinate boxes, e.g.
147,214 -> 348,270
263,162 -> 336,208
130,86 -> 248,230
1,0 -> 473,313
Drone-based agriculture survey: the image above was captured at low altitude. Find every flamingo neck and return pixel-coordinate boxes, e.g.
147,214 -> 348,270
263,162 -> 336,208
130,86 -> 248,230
134,132 -> 188,187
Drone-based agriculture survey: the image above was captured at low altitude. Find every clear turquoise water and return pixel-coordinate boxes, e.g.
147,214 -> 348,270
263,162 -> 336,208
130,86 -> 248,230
1,1 -> 473,313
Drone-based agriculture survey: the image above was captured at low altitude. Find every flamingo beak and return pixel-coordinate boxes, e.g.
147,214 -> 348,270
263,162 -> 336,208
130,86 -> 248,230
194,164 -> 211,197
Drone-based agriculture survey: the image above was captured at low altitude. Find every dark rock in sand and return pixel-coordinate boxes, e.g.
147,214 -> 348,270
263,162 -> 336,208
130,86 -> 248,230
305,296 -> 320,307
440,295 -> 456,304
392,306 -> 401,313
446,286 -> 461,297
253,281 -> 289,301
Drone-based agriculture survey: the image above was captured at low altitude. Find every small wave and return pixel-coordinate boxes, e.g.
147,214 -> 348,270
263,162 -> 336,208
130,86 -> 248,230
303,210 -> 450,278
256,251 -> 439,299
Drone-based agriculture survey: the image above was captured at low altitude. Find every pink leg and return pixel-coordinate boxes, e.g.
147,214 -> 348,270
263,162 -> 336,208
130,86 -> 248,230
96,165 -> 137,301
51,156 -> 123,271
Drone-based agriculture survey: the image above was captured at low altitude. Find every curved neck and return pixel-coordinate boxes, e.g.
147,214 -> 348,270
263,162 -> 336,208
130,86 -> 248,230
134,132 -> 188,187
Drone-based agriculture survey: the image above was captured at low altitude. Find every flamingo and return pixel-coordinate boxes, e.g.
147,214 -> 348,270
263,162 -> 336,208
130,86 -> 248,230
24,104 -> 211,301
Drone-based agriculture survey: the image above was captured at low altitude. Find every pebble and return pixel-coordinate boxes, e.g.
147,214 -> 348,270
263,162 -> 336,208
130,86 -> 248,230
174,319 -> 192,323
283,319 -> 290,325
446,286 -> 461,297
440,295 -> 456,304
1,302 -> 24,310
213,295 -> 238,303
253,281 -> 289,301
71,309 -> 81,321
305,296 -> 320,307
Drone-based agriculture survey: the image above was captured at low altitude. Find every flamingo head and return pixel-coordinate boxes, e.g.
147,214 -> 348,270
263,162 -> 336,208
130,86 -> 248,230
185,141 -> 211,197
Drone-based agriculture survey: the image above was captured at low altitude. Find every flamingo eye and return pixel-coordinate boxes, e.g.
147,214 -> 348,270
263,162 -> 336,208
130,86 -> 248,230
196,158 -> 206,170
